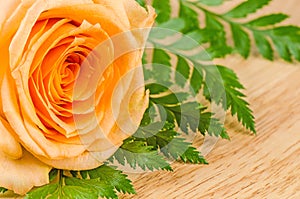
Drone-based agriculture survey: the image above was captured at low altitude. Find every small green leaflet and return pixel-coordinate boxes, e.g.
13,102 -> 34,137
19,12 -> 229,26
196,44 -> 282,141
157,18 -> 186,32
204,12 -> 232,58
149,48 -> 172,90
135,0 -> 146,7
230,23 -> 251,58
253,32 -> 273,60
25,182 -> 97,199
25,166 -> 135,199
109,139 -> 172,171
152,0 -> 171,23
217,66 -> 256,133
190,63 -> 203,94
80,165 -> 135,195
247,14 -> 289,27
224,0 -> 271,18
179,0 -> 200,33
198,111 -> 230,140
48,169 -> 58,182
180,147 -> 208,164
175,55 -> 190,88
64,178 -> 117,199
197,0 -> 223,6
0,187 -> 7,193
268,26 -> 300,62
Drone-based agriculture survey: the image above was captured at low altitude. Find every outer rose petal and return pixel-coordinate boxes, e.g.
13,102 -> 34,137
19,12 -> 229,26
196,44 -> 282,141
93,0 -> 156,28
0,150 -> 51,195
0,0 -> 20,32
0,117 -> 22,159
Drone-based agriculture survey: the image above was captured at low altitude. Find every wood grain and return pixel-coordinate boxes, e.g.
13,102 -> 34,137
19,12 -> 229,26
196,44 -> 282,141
120,1 -> 300,198
1,1 -> 299,199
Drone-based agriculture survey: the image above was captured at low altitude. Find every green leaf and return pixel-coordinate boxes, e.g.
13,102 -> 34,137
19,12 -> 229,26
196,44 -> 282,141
224,0 -> 271,18
202,65 -> 227,108
198,0 -> 224,6
152,48 -> 171,67
267,26 -> 300,61
153,0 -> 171,23
135,0 -> 146,7
218,66 -> 256,133
197,64 -> 255,133
271,35 -> 292,62
180,147 -> 208,164
253,32 -> 273,60
80,165 -> 135,194
183,0 -> 300,62
179,0 -> 199,33
272,26 -> 300,37
27,166 -> 135,199
190,65 -> 204,94
65,178 -> 117,199
286,41 -> 300,61
165,102 -> 201,133
186,29 -> 211,44
134,120 -> 207,164
151,48 -> 172,84
168,34 -> 202,51
145,48 -> 172,94
149,19 -> 185,40
111,140 -> 172,171
204,13 -> 232,58
25,184 -> 61,199
175,55 -> 190,88
247,14 -> 289,27
0,187 -> 7,193
150,92 -> 189,106
230,23 -> 251,58
49,169 -> 59,182
146,83 -> 169,95
157,18 -> 185,32
163,138 -> 207,164
25,182 -> 97,199
198,111 -> 229,139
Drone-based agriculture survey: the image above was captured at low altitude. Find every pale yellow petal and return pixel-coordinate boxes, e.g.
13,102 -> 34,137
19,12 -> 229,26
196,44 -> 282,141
0,117 -> 22,159
108,67 -> 149,144
0,0 -> 21,31
37,151 -> 104,170
1,71 -> 47,157
0,150 -> 51,195
93,0 -> 156,29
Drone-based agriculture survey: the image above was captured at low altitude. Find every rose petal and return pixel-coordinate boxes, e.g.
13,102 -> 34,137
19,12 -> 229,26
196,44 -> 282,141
0,150 -> 51,195
0,117 -> 22,159
0,0 -> 20,28
93,0 -> 156,28
37,150 -> 104,170
1,70 -> 47,157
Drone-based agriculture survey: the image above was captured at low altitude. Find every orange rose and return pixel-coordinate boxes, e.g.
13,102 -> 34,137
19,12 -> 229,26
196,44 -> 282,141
0,0 -> 155,194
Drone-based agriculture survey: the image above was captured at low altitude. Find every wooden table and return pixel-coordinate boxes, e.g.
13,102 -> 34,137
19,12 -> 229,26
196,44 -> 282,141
121,1 -> 300,198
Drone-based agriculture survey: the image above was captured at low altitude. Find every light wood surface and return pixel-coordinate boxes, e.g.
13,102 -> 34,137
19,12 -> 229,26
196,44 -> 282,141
120,1 -> 300,198
1,1 -> 299,199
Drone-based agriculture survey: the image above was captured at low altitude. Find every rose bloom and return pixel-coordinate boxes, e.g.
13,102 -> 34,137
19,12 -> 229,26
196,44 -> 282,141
0,0 -> 155,194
